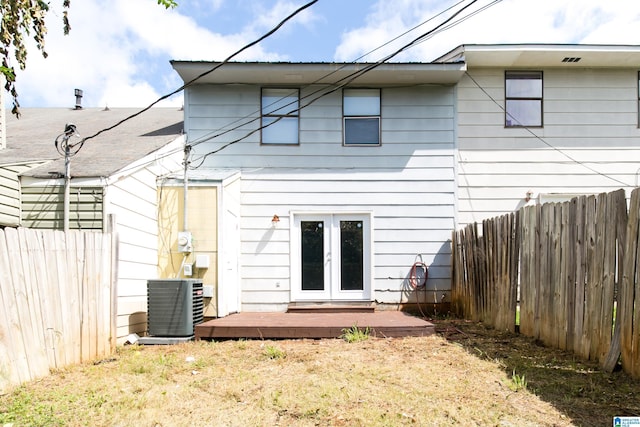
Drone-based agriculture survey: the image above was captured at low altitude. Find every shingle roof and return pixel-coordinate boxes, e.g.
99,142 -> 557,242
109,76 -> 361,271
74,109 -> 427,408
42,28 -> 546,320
2,108 -> 184,178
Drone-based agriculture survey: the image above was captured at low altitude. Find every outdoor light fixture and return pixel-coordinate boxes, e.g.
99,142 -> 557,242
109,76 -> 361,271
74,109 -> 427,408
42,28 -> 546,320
271,214 -> 280,226
525,190 -> 533,202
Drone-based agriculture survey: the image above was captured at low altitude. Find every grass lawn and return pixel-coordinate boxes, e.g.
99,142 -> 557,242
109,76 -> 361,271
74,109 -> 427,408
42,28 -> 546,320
1,318 -> 638,426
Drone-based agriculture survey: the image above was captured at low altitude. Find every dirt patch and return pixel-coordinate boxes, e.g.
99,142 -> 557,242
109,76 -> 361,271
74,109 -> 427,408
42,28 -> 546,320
1,318 -> 637,426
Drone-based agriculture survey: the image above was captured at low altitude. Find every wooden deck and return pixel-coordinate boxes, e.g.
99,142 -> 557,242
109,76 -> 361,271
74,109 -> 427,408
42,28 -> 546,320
195,311 -> 434,340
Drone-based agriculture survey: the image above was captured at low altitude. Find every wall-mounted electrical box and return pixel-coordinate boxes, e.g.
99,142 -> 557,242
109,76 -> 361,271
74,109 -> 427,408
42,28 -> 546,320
195,254 -> 210,269
203,285 -> 214,298
183,263 -> 193,276
177,231 -> 193,253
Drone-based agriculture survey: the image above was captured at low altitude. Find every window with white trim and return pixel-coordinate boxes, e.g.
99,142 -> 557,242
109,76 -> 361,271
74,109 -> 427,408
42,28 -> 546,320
261,88 -> 299,145
505,71 -> 543,127
343,88 -> 381,146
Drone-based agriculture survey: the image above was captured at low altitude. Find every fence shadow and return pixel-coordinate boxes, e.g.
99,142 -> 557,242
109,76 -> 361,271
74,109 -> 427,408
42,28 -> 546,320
452,188 -> 640,378
437,319 -> 640,426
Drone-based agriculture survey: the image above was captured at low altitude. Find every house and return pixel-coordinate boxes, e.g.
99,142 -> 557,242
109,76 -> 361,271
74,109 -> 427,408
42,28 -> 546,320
435,44 -> 640,226
168,61 -> 466,313
1,107 -> 185,342
170,44 -> 640,316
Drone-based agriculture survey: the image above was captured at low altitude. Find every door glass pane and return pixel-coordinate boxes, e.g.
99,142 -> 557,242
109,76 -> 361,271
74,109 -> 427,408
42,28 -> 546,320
340,221 -> 363,291
301,221 -> 324,291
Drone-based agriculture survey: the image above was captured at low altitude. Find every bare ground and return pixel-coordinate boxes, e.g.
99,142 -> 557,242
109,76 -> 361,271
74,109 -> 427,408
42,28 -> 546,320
1,318 -> 638,426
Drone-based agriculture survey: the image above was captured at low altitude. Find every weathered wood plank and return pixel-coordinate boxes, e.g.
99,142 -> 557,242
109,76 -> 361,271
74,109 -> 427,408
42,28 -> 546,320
553,202 -> 568,350
25,230 -> 58,369
539,203 -> 551,345
509,211 -> 520,334
603,189 -> 628,372
0,229 -> 27,391
42,230 -> 64,368
519,206 -> 535,336
632,193 -> 640,378
83,232 -> 97,361
14,228 -> 50,381
581,195 -> 597,359
573,196 -> 586,354
565,199 -> 577,353
620,189 -> 639,374
598,191 -> 620,365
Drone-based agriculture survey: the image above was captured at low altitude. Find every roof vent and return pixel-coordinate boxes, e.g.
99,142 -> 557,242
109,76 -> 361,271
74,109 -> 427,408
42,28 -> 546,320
74,88 -> 83,110
562,57 -> 581,63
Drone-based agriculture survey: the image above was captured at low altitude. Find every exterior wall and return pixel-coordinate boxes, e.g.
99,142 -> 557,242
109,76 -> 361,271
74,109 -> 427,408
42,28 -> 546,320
158,184 -> 219,318
457,67 -> 640,226
0,162 -> 46,226
185,83 -> 457,311
105,143 -> 184,342
108,168 -> 164,339
20,181 -> 103,229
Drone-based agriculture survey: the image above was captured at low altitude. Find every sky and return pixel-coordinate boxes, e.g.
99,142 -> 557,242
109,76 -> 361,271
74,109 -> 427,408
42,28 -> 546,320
5,0 -> 640,109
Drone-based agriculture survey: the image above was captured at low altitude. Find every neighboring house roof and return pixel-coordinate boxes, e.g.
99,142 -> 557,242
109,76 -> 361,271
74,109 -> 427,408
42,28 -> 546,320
2,108 -> 184,179
435,44 -> 640,67
170,61 -> 466,85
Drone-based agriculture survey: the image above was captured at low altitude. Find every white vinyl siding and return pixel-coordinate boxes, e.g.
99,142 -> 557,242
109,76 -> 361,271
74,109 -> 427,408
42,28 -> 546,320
107,168 -> 161,339
0,162 -> 46,227
185,83 -> 456,310
457,68 -> 640,226
21,185 -> 103,230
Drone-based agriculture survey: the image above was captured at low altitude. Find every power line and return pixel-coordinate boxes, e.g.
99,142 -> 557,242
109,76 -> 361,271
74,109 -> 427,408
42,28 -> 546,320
188,0 -> 494,167
70,0 -> 319,150
183,0 -> 471,155
93,0 -> 500,175
463,71 -> 632,188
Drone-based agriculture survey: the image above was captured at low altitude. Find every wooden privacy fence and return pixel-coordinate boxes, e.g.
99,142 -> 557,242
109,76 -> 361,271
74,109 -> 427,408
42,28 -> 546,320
0,227 -> 115,393
452,188 -> 640,378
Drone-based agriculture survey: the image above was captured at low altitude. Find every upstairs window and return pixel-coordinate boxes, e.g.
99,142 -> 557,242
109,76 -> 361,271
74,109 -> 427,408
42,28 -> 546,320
343,88 -> 381,146
261,88 -> 299,145
505,71 -> 543,127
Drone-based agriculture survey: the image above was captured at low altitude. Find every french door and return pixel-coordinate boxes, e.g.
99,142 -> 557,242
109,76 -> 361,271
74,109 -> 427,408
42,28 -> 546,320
291,213 -> 372,301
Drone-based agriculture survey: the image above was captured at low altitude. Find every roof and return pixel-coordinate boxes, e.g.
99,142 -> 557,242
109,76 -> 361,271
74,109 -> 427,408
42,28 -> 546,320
435,44 -> 640,68
2,108 -> 184,178
170,61 -> 466,86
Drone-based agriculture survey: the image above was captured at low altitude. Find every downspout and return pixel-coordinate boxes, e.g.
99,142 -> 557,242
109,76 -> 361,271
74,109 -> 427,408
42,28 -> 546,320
63,149 -> 70,232
183,144 -> 191,231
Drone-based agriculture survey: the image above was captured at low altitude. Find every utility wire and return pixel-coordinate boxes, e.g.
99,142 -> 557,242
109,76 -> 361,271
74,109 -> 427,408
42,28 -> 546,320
183,0 -> 470,153
189,0 -> 489,167
464,71 -> 632,187
70,0 -> 319,150
103,0 -> 478,173
93,0 -> 499,175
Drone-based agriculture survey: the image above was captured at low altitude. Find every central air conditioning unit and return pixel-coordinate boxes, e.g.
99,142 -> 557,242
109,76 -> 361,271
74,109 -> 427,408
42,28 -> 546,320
146,279 -> 204,337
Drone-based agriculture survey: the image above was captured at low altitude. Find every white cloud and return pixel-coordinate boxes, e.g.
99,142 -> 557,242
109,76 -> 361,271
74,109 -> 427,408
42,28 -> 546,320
334,0 -> 640,62
11,0 -> 296,108
8,0 -> 640,109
